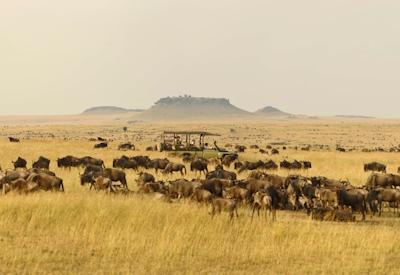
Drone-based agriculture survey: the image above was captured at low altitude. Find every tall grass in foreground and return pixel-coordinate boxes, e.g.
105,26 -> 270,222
0,193 -> 399,274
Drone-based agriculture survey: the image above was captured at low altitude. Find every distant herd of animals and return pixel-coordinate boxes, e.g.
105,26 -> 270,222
2,137 -> 400,222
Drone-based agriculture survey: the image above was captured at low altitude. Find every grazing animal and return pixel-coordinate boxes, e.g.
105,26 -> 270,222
206,165 -> 237,180
191,189 -> 213,204
113,156 -> 138,170
136,172 -> 155,186
221,154 -> 238,168
92,176 -> 113,192
13,157 -> 27,169
252,191 -> 275,220
150,158 -> 170,173
210,198 -> 239,221
163,163 -> 187,176
57,156 -> 81,168
9,137 -> 20,143
364,162 -> 386,173
367,188 -> 400,216
32,156 -> 50,170
336,189 -> 367,221
190,158 -> 208,177
27,173 -> 64,192
94,142 -> 108,149
80,156 -> 105,168
118,143 -> 135,151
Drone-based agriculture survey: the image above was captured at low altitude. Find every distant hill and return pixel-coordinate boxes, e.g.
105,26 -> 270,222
82,106 -> 144,115
135,96 -> 252,121
254,106 -> 291,118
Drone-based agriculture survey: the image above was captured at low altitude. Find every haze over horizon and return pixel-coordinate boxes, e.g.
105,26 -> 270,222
1,1 -> 399,117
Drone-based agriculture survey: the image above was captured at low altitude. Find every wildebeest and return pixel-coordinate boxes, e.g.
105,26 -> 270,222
32,156 -> 50,170
198,179 -> 224,197
136,172 -> 155,186
57,156 -> 81,168
237,160 -> 265,174
206,165 -> 237,180
113,156 -> 138,170
365,173 -> 400,189
280,160 -> 302,170
26,173 -> 64,192
315,188 -> 338,207
13,157 -> 27,169
167,179 -> 195,199
92,176 -> 113,192
221,154 -> 238,168
252,191 -> 275,220
336,188 -> 367,221
367,188 -> 400,216
9,137 -> 20,143
150,158 -> 170,173
80,156 -> 105,168
210,198 -> 239,221
364,162 -> 386,173
94,142 -> 108,149
103,168 -> 128,190
225,186 -> 250,204
191,189 -> 213,204
163,163 -> 187,176
190,158 -> 208,177
118,143 -> 135,151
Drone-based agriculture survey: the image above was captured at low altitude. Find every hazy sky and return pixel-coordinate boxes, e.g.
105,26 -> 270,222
1,1 -> 399,117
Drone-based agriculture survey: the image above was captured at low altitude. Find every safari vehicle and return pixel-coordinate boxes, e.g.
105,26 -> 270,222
160,131 -> 233,159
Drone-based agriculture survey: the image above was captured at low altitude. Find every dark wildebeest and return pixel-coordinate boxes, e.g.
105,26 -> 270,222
9,137 -> 20,143
301,161 -> 312,170
364,162 -> 386,173
264,160 -> 278,170
221,154 -> 238,168
150,158 -> 170,173
367,188 -> 400,216
235,145 -> 246,153
131,156 -> 151,169
206,165 -> 237,180
336,188 -> 367,221
238,161 -> 265,174
57,156 -> 81,168
163,163 -> 187,176
94,142 -> 108,149
13,157 -> 27,169
280,160 -> 302,170
32,156 -> 50,170
234,161 -> 244,170
80,156 -> 105,168
210,198 -> 239,221
270,148 -> 279,155
190,158 -> 208,177
118,143 -> 135,151
113,156 -> 138,170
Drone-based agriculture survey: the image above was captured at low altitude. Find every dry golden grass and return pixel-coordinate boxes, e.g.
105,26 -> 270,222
1,120 -> 400,274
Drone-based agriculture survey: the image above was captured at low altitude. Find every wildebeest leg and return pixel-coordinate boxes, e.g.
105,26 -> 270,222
379,200 -> 383,217
235,207 -> 239,218
251,206 -> 257,221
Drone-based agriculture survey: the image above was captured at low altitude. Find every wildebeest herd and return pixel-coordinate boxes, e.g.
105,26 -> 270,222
2,150 -> 400,223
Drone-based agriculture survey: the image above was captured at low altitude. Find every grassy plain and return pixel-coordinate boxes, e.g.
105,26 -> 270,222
1,119 -> 400,274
